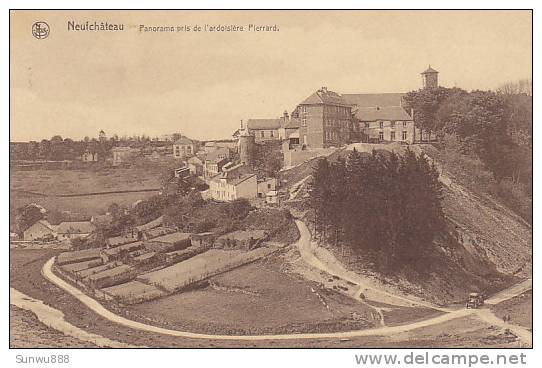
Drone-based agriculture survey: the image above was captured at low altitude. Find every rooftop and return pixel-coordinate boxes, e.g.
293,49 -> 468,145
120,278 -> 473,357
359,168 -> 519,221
422,65 -> 439,74
342,93 -> 405,108
246,118 -> 282,130
299,87 -> 350,106
149,232 -> 192,244
174,136 -> 194,145
55,221 -> 96,234
354,106 -> 413,122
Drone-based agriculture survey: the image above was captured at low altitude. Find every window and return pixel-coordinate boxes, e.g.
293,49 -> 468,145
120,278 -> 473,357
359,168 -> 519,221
391,121 -> 396,127
270,130 -> 274,137
267,183 -> 271,189
391,131 -> 395,141
403,121 -> 407,127
402,131 -> 408,140
379,132 -> 384,141
379,121 -> 384,129
365,122 -> 370,128
261,131 -> 265,138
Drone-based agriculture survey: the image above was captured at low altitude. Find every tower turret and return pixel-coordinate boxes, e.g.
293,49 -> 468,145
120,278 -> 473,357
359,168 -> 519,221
238,127 -> 255,168
421,65 -> 439,89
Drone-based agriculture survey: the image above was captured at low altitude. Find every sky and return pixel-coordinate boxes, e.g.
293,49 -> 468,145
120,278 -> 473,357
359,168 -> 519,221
10,10 -> 532,142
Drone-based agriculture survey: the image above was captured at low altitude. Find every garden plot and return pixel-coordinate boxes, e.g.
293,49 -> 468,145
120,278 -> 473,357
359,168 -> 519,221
138,247 -> 277,292
60,258 -> 102,273
102,280 -> 167,304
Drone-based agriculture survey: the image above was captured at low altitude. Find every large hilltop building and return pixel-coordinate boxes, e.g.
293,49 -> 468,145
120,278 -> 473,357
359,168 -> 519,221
242,66 -> 438,149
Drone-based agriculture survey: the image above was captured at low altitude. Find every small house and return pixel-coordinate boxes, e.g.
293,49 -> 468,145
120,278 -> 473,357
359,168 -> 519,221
23,220 -> 56,241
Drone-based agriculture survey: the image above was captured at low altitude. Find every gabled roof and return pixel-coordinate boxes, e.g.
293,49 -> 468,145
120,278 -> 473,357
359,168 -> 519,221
283,118 -> 301,129
342,93 -> 405,108
247,119 -> 282,130
55,221 -> 96,234
174,136 -> 194,145
299,88 -> 350,106
354,106 -> 413,122
187,156 -> 203,165
421,65 -> 439,74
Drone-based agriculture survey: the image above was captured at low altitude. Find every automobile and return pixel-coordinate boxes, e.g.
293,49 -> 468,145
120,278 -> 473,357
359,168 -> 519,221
466,292 -> 484,309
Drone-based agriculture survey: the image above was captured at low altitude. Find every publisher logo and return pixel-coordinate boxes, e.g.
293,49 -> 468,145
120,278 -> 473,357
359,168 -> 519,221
32,22 -> 50,39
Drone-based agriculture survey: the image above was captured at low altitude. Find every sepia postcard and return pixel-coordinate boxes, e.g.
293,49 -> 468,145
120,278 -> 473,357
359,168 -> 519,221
9,9 -> 532,353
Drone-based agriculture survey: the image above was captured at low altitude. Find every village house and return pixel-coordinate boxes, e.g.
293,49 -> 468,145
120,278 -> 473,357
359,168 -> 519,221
112,147 -> 139,166
203,147 -> 231,179
143,232 -> 192,253
81,150 -> 99,162
55,221 -> 96,241
257,177 -> 277,198
187,156 -> 204,176
208,163 -> 257,201
23,220 -> 56,241
173,137 -> 196,158
246,119 -> 282,141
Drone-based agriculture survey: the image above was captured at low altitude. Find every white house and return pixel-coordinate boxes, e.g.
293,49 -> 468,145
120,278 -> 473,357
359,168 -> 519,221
208,164 -> 257,201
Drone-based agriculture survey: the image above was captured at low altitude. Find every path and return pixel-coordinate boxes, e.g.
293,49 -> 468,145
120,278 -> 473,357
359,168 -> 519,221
37,256 -> 531,345
294,220 -> 448,310
10,287 -> 137,348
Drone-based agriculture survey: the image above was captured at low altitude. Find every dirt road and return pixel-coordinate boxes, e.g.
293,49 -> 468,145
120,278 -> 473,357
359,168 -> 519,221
294,220 -> 448,310
36,256 -> 531,345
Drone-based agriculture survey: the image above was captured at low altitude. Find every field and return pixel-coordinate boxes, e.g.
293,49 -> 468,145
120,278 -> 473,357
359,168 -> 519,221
10,166 -> 165,225
129,258 -> 378,335
138,247 -> 277,292
11,248 -> 521,347
102,281 -> 166,304
490,291 -> 532,330
10,167 -> 163,195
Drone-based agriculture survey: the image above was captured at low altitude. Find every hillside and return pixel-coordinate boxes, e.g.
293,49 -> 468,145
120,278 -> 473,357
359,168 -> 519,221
280,143 -> 532,305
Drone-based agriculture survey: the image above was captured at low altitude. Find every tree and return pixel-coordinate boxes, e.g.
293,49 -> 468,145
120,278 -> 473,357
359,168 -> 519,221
309,149 -> 445,273
402,87 -> 456,141
15,205 -> 44,234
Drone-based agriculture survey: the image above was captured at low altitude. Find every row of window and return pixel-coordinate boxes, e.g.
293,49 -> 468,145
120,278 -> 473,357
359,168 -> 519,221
381,131 -> 408,141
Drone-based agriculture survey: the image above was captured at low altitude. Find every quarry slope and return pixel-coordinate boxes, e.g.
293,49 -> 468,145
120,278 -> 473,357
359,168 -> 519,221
281,143 -> 531,304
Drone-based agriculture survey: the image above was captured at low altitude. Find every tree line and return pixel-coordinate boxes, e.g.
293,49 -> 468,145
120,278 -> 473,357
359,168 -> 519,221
309,149 -> 445,272
402,82 -> 532,222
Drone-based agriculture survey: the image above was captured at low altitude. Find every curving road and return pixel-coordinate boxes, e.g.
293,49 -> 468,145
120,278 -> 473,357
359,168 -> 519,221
293,220 -> 449,311
41,256 -> 476,341
38,244 -> 531,345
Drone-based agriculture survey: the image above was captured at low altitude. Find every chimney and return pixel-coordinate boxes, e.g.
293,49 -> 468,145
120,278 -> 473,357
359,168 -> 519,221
240,119 -> 243,129
283,110 -> 289,121
410,108 -> 414,118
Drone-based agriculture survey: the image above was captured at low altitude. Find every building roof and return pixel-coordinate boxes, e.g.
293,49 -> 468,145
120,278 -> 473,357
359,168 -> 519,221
283,119 -> 301,129
149,232 -> 192,244
354,106 -> 413,122
210,172 -> 256,186
246,119 -> 282,130
299,87 -> 350,106
421,65 -> 439,74
342,93 -> 405,108
205,147 -> 230,163
187,156 -> 203,165
134,216 -> 163,232
174,137 -> 194,145
55,221 -> 95,234
25,220 -> 54,233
